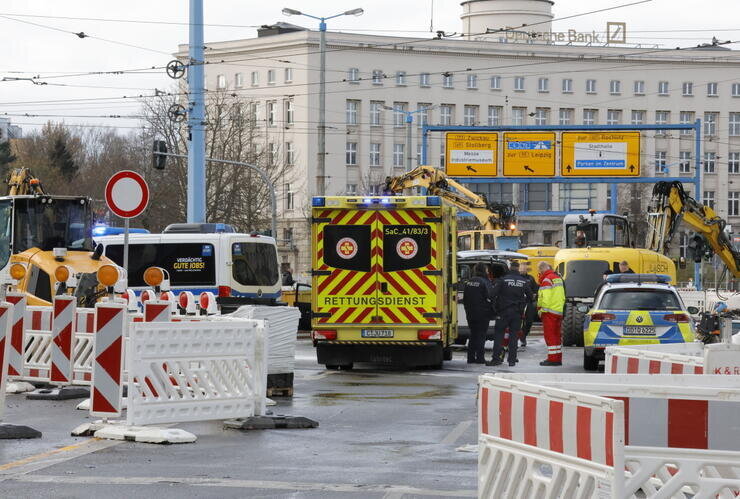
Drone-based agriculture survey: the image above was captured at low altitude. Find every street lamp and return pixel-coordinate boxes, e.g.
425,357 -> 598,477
383,105 -> 436,172
282,6 -> 364,196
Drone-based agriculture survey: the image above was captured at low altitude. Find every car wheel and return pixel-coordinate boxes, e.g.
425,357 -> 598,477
583,350 -> 599,371
562,303 -> 586,347
443,347 -> 453,361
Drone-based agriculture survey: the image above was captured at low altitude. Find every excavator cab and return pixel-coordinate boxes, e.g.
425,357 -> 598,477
563,212 -> 630,248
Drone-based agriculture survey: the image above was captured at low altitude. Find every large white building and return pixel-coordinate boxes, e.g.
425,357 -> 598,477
183,0 -> 740,276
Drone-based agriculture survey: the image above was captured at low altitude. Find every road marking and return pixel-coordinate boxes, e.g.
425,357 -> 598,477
0,437 -> 122,477
295,370 -> 338,381
441,420 -> 474,445
5,474 -> 477,497
382,492 -> 406,499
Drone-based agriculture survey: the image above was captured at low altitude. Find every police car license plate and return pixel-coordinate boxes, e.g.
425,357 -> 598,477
624,325 -> 656,336
361,329 -> 394,338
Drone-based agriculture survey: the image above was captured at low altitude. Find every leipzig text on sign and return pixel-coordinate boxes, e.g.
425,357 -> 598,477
561,132 -> 641,177
445,132 -> 497,177
502,132 -> 556,177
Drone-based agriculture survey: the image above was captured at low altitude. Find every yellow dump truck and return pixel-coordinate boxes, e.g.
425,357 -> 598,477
311,195 -> 457,369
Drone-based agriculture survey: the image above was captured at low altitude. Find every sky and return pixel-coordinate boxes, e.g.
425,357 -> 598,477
2,0 -> 740,133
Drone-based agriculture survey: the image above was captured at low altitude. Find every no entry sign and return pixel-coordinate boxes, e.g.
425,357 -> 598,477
105,171 -> 149,219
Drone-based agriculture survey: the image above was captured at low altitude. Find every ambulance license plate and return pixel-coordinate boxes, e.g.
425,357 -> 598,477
361,329 -> 394,338
624,325 -> 655,336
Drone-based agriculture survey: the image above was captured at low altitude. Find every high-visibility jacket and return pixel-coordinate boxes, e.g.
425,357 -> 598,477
537,269 -> 565,316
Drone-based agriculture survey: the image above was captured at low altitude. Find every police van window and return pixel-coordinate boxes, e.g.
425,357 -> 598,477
382,224 -> 431,272
322,225 -> 371,272
106,243 -> 216,286
232,242 -> 279,286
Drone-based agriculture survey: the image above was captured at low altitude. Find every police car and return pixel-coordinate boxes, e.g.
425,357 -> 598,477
580,274 -> 698,371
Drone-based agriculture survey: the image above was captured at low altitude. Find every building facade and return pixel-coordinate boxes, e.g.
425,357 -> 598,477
184,1 -> 740,276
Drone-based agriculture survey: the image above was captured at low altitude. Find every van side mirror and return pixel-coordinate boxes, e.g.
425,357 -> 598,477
687,306 -> 699,315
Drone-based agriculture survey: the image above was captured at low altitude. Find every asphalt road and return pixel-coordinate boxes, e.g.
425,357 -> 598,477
0,333 -> 586,498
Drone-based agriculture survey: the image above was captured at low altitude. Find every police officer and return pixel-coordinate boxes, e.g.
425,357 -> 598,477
463,262 -> 495,364
518,261 -> 539,349
488,261 -> 532,367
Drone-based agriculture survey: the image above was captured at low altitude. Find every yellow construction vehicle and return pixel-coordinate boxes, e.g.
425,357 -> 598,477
2,168 -> 115,306
647,181 -> 740,277
384,166 -> 521,251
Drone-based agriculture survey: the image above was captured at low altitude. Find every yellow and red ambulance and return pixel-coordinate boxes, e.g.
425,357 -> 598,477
311,195 -> 457,369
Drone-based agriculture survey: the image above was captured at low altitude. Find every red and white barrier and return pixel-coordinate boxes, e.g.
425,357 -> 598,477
143,301 -> 171,322
0,302 -> 13,418
5,293 -> 26,380
178,291 -> 197,315
480,373 -> 740,498
90,302 -> 126,418
606,344 -> 704,374
140,290 -> 155,305
50,296 -> 75,385
72,308 -> 96,385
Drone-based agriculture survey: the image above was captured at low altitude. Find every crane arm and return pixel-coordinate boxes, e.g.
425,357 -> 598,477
649,181 -> 740,277
7,168 -> 44,196
384,166 -> 516,230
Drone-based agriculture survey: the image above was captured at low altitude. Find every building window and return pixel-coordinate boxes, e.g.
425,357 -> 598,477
586,79 -> 596,94
284,183 -> 294,211
730,192 -> 740,216
583,109 -> 597,125
682,82 -> 693,96
267,101 -> 276,126
658,81 -> 669,95
439,143 -> 445,167
704,191 -> 715,210
346,142 -> 358,165
704,112 -> 718,136
416,144 -> 422,166
418,104 -> 431,128
707,82 -> 718,96
488,106 -> 501,126
346,100 -> 359,125
369,143 -> 381,167
235,73 -> 243,88
284,68 -> 293,83
680,111 -> 695,134
733,83 -> 740,97
490,76 -> 501,90
285,142 -> 295,165
216,74 -> 226,89
346,183 -> 357,194
560,183 -> 597,211
730,113 -> 740,136
440,104 -> 453,125
443,74 -> 454,88
372,70 -> 383,85
285,99 -> 294,125
393,144 -> 404,167
347,68 -> 359,83
679,151 -> 692,174
251,71 -> 259,86
679,232 -> 688,259
609,80 -> 621,95
730,152 -> 740,174
538,77 -> 549,92
420,73 -> 431,87
267,70 -> 275,85
463,105 -> 479,126
514,76 -> 525,91
631,110 -> 645,125
511,107 -> 526,126
370,101 -> 383,126
655,110 -> 669,126
396,71 -> 407,86
467,74 -> 478,89
534,108 -> 549,126
562,78 -> 573,93
559,108 -> 573,125
633,80 -> 645,95
519,184 -> 551,211
704,152 -> 716,173
655,151 -> 667,174
266,143 -> 277,166
393,102 -> 407,127
606,109 -> 622,125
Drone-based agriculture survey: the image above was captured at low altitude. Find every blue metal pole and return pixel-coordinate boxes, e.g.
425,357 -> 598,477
694,118 -> 703,290
421,126 -> 428,165
187,0 -> 206,223
610,184 -> 618,214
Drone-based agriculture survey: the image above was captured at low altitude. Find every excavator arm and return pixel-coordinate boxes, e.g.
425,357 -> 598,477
648,181 -> 740,277
384,165 -> 517,230
7,168 -> 45,196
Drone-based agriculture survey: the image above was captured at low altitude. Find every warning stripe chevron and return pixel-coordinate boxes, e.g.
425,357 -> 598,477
5,293 -> 26,378
50,296 -> 75,385
90,303 -> 126,418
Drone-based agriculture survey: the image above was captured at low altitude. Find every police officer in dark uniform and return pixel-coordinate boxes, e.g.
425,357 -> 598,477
518,261 -> 539,349
488,261 -> 533,367
463,262 -> 496,364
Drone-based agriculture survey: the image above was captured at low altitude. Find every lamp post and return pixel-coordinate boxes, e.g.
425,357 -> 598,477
282,7 -> 363,196
383,105 -> 436,172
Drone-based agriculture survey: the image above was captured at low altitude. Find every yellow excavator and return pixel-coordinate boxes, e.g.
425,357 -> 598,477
384,165 -> 522,251
3,168 -> 115,306
647,181 -> 740,277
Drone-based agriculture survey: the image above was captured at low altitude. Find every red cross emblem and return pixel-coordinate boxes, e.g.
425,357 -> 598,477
396,237 -> 418,260
336,237 -> 358,259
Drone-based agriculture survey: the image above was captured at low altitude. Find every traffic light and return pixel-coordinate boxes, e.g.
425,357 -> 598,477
152,140 -> 167,170
688,234 -> 705,263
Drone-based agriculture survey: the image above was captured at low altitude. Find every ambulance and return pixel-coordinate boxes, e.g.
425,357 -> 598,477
311,195 -> 457,369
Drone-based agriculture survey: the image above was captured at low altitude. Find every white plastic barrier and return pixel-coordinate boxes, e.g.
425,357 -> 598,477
20,306 -> 54,382
606,342 -> 740,375
479,373 -> 740,499
230,305 -> 300,375
72,308 -> 96,385
125,319 -> 267,426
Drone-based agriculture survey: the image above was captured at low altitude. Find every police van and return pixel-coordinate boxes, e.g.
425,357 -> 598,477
95,224 -> 281,311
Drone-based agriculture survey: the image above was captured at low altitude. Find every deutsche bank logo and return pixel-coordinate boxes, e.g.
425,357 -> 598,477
508,141 -> 552,150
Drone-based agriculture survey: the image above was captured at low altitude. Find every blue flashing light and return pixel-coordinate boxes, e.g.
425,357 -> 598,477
312,197 -> 326,207
363,198 -> 373,204
426,196 -> 441,206
92,225 -> 108,236
381,197 -> 391,204
605,273 -> 671,284
215,223 -> 226,233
